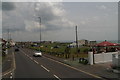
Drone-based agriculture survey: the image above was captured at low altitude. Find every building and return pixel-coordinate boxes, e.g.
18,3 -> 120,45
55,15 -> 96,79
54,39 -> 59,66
69,42 -> 77,47
0,38 -> 7,45
42,41 -> 52,44
89,41 -> 97,46
9,39 -> 16,46
78,39 -> 88,46
69,40 -> 87,47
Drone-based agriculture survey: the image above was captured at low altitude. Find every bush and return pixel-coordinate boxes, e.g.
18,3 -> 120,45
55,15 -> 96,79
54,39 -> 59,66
83,48 -> 89,53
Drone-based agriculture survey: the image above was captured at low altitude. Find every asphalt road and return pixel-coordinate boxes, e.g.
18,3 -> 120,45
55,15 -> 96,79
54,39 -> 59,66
14,49 -> 54,78
13,47 -> 105,79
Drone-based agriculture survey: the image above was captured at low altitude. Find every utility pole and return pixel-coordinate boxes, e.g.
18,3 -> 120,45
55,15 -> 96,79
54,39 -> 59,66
7,28 -> 10,46
6,28 -> 10,49
75,26 -> 78,54
7,29 -> 9,43
38,17 -> 41,48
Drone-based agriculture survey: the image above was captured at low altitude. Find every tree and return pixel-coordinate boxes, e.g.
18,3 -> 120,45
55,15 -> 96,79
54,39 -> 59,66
65,47 -> 70,59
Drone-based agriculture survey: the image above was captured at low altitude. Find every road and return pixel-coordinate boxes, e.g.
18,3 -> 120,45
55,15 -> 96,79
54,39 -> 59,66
7,47 -> 106,79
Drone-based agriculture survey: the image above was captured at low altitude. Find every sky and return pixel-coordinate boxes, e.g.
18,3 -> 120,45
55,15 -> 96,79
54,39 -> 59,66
1,1 -> 119,42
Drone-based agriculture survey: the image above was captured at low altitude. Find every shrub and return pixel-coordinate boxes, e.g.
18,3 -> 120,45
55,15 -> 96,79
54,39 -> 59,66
83,48 -> 89,53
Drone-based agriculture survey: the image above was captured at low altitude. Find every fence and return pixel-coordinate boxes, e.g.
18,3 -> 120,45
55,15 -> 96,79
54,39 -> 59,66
88,52 -> 118,65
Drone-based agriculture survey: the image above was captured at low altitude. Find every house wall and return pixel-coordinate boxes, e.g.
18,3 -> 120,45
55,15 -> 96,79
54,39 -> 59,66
78,40 -> 88,46
89,41 -> 97,46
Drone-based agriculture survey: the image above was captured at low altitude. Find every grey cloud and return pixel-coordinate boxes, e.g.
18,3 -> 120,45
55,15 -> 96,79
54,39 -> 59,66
32,23 -> 62,32
25,2 -> 73,32
3,2 -> 117,41
2,2 -> 74,34
2,11 -> 26,33
35,7 -> 58,21
2,27 -> 25,33
2,2 -> 15,11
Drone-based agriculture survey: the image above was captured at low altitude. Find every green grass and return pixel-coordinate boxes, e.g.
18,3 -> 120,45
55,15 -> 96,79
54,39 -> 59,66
29,42 -> 90,58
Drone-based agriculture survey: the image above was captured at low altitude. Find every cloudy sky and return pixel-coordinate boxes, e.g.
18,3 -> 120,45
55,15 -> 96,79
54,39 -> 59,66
1,1 -> 119,42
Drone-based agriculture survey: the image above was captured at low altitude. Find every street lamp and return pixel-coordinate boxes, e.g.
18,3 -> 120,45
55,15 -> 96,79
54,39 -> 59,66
75,25 -> 78,53
38,17 -> 41,46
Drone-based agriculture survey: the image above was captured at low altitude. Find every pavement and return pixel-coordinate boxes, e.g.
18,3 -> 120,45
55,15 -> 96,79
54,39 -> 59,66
2,47 -> 14,78
64,60 -> 119,79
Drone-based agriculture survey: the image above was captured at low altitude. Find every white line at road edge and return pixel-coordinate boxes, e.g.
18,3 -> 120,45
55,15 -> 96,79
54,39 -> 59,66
53,74 -> 61,80
41,65 -> 50,72
11,52 -> 16,78
9,73 -> 13,78
43,56 -> 106,80
2,71 -> 12,76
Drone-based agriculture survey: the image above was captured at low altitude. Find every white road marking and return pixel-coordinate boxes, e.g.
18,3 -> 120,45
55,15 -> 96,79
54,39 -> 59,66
43,56 -> 105,80
20,50 -> 29,57
10,76 -> 12,78
53,74 -> 61,80
34,60 -> 39,64
30,57 -> 33,60
7,60 -> 11,61
10,73 -> 12,75
10,72 -> 13,78
13,52 -> 16,70
20,49 -> 40,64
10,52 -> 16,78
2,71 -> 12,76
41,65 -> 50,72
2,52 -> 16,77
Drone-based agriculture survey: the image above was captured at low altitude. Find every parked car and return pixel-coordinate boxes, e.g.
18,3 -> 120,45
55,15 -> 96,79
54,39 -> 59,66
33,51 -> 42,57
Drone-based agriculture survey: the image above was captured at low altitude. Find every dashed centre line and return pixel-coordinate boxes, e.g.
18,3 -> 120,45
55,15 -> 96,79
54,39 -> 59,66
29,57 -> 33,60
34,60 -> 39,64
17,49 -> 62,79
53,74 -> 61,80
41,65 -> 50,72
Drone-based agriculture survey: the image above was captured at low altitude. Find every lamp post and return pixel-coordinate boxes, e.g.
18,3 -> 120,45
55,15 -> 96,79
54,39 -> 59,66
75,26 -> 78,54
38,17 -> 41,48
